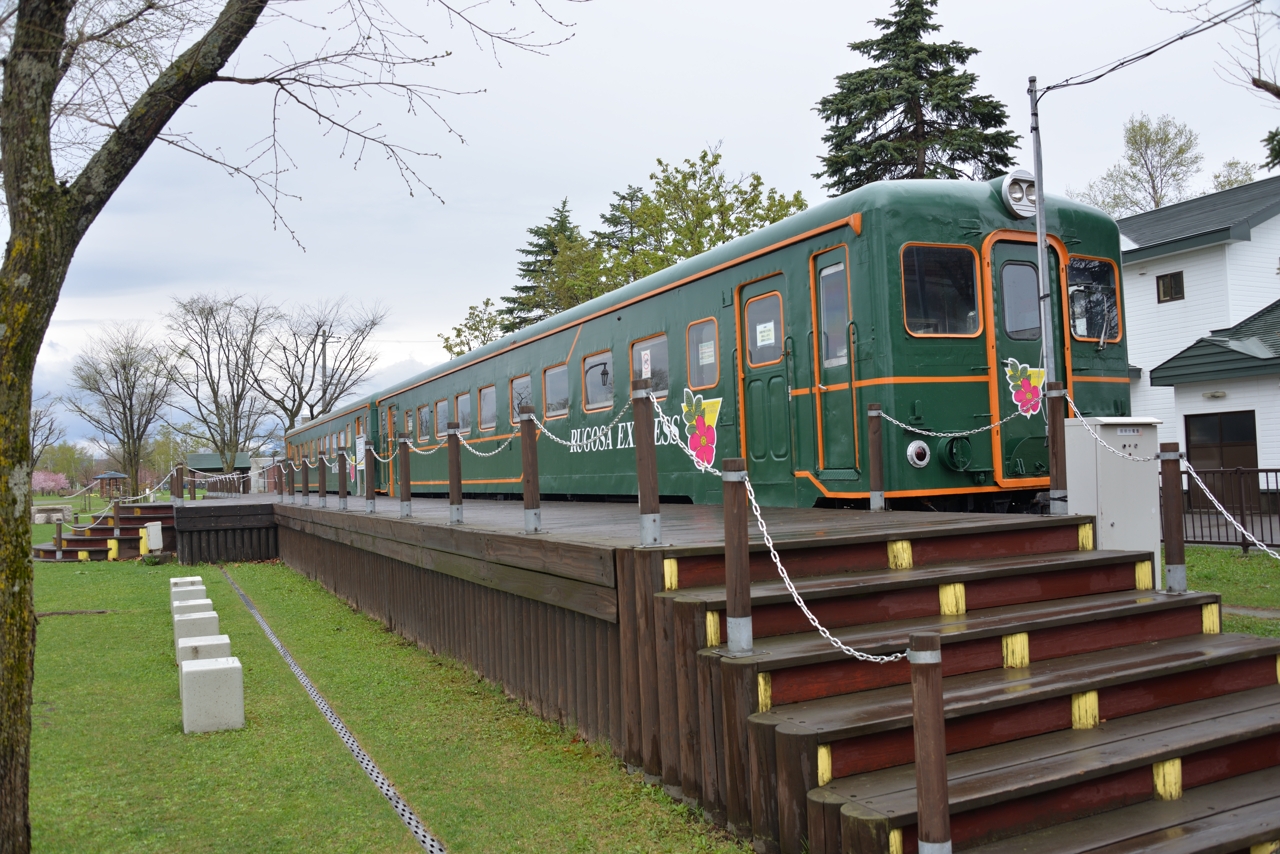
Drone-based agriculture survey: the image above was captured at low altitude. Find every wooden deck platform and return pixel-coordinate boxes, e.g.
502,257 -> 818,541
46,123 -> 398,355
172,494 -> 1280,853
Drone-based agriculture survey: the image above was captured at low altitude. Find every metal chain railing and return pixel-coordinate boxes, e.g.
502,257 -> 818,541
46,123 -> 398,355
879,407 -> 1022,438
649,393 -> 906,663
407,441 -> 445,456
457,433 -> 517,458
1064,393 -> 1156,462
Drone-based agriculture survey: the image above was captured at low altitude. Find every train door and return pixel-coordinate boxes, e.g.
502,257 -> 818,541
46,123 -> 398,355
811,251 -> 857,472
739,277 -> 793,494
988,240 -> 1057,481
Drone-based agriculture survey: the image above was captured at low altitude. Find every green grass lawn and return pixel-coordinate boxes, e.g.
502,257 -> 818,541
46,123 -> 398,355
1184,545 -> 1280,611
31,558 -> 748,854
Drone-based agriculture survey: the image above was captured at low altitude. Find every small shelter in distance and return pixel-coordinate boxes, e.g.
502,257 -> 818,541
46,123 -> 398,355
93,471 -> 128,498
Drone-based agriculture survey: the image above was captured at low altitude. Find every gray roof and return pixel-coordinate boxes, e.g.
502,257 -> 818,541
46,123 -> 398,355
1150,297 -> 1280,386
1117,175 -> 1280,263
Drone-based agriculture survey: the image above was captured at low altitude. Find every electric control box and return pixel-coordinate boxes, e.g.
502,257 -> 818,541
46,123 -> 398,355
1065,417 -> 1163,584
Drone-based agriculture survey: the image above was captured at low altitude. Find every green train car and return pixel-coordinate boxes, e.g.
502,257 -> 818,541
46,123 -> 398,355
285,174 -> 1130,511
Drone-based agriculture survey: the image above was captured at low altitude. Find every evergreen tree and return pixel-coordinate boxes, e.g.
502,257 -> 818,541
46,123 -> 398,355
815,0 -> 1018,195
498,199 -> 583,333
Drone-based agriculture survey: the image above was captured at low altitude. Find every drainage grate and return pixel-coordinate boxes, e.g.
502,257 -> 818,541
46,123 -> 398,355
221,568 -> 445,852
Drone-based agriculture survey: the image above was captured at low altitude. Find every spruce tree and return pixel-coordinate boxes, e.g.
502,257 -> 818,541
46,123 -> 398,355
498,199 -> 583,333
815,0 -> 1018,195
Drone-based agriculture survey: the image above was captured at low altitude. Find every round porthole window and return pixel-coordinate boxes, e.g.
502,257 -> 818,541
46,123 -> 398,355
907,440 -> 931,469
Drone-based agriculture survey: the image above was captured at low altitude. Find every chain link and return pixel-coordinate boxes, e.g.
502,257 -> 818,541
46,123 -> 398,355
1183,461 -> 1280,561
526,412 -> 576,447
649,394 -> 906,663
1064,394 -> 1157,462
879,407 -> 1022,438
457,432 -> 517,458
407,441 -> 445,456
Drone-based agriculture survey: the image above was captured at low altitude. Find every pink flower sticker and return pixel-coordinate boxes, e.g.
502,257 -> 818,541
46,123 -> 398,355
1003,358 -> 1046,418
688,415 -> 717,466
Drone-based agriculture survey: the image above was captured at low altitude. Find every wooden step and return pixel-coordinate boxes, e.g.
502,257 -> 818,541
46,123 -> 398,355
668,515 -> 1092,588
672,549 -> 1150,640
753,633 -> 1280,854
832,686 -> 1280,853
961,764 -> 1280,854
32,544 -> 109,562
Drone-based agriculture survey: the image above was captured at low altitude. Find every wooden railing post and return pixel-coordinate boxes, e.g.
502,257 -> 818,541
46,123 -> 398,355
446,423 -> 462,524
364,446 -> 376,513
286,462 -> 295,504
275,463 -> 284,503
173,463 -> 184,508
1046,381 -> 1068,515
338,451 -> 349,511
300,456 -> 310,506
868,403 -> 885,511
722,458 -> 751,655
318,457 -> 328,508
1161,442 -> 1186,593
188,472 -> 196,502
55,520 -> 63,561
909,632 -> 950,853
520,405 -> 541,533
399,432 -> 414,519
632,378 -> 661,546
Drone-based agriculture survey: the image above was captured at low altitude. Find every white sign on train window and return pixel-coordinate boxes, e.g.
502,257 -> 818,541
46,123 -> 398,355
355,435 -> 366,468
756,321 -> 775,347
641,350 -> 651,379
699,340 -> 715,366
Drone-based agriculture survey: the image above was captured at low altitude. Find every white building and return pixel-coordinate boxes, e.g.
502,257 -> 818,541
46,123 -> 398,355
1119,176 -> 1280,469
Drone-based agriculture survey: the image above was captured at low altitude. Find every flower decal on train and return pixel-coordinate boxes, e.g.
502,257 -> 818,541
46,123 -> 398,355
1004,358 -> 1046,416
682,389 -> 722,466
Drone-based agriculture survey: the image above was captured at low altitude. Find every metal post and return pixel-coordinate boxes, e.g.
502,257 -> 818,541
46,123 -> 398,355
520,406 -> 541,533
868,404 -> 885,511
301,456 -> 310,506
365,446 -> 376,513
400,432 -> 414,519
1028,76 -> 1058,387
446,423 -> 462,524
1161,442 -> 1187,593
1046,381 -> 1067,515
723,458 -> 751,655
173,464 -> 184,508
632,379 -> 661,546
338,451 -> 348,511
910,632 -> 951,854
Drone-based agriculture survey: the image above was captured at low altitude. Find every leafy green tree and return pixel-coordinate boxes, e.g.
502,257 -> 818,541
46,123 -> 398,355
499,199 -> 583,333
814,0 -> 1018,194
1213,158 -> 1256,191
1071,114 -> 1203,216
440,298 -> 505,358
36,442 -> 92,488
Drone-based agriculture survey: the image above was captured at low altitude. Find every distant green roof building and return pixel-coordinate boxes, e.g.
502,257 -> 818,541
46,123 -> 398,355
186,452 -> 252,473
1151,298 -> 1280,387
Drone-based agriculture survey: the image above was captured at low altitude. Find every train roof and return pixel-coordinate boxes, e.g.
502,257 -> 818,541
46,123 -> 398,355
286,177 -> 1115,440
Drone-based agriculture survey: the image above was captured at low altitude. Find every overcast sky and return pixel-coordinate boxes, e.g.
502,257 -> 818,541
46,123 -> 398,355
30,0 -> 1278,443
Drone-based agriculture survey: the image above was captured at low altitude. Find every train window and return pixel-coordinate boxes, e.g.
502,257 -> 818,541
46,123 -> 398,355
416,405 -> 430,441
403,410 -> 413,439
819,263 -> 849,367
479,385 -> 497,430
511,375 -> 533,423
901,245 -> 980,336
746,293 -> 784,366
435,398 -> 449,438
687,318 -> 718,390
544,364 -> 569,417
355,416 -> 363,437
631,336 -> 668,398
1068,257 -> 1121,343
456,392 -> 472,433
1000,262 -> 1041,340
583,350 -> 614,411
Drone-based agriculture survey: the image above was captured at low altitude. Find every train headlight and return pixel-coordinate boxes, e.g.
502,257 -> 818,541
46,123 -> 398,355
906,440 -> 931,469
1001,169 -> 1037,219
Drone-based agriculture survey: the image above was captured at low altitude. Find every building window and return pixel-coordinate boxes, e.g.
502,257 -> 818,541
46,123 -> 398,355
1185,410 -> 1257,469
479,385 -> 497,430
687,318 -> 719,390
583,350 -> 614,411
544,364 -> 569,417
631,335 -> 668,397
511,375 -> 533,423
1157,271 -> 1185,303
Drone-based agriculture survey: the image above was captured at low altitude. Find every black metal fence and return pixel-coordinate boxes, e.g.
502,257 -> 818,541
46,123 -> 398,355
1162,468 -> 1280,552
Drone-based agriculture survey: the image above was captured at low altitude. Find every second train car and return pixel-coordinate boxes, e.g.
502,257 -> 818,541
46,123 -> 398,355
285,172 -> 1131,511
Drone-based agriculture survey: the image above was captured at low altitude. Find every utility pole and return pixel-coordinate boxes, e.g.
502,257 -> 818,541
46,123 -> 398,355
1028,76 -> 1056,387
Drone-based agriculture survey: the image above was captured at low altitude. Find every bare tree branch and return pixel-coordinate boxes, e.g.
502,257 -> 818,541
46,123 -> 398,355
28,393 -> 65,469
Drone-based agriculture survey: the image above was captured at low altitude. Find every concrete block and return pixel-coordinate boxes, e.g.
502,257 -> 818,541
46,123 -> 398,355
170,576 -> 202,589
171,585 -> 207,606
177,634 -> 232,699
172,598 -> 214,616
174,611 -> 219,658
180,657 -> 244,733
